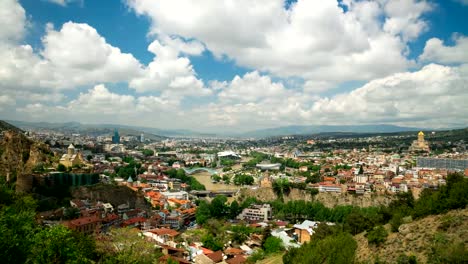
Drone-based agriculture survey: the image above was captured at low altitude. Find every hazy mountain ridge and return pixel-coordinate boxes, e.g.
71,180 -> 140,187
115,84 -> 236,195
240,124 -> 424,138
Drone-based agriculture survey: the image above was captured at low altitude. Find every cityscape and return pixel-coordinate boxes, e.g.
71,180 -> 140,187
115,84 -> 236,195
1,0 -> 468,264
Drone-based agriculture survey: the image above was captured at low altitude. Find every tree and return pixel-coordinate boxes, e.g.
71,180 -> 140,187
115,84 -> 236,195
283,232 -> 357,264
210,195 -> 228,218
229,200 -> 241,219
263,236 -> 284,254
201,233 -> 224,251
196,200 -> 211,225
57,163 -> 67,172
367,225 -> 388,246
142,149 -> 154,157
28,225 -> 96,263
222,175 -> 230,184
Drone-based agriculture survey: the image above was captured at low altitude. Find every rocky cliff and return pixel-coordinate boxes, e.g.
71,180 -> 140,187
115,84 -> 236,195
0,130 -> 53,181
71,184 -> 151,210
240,187 -> 394,208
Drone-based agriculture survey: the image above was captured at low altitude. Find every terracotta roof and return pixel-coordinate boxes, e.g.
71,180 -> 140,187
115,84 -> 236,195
201,247 -> 214,255
225,248 -> 245,255
226,255 -> 247,264
69,216 -> 101,227
207,251 -> 224,263
150,228 -> 179,237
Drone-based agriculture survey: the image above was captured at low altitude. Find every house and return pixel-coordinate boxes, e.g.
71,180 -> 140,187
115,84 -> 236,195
68,216 -> 101,235
144,228 -> 180,245
237,204 -> 272,222
293,220 -> 318,244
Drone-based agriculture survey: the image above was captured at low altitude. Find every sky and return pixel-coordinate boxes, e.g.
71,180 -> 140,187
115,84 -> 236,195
1,0 -> 468,133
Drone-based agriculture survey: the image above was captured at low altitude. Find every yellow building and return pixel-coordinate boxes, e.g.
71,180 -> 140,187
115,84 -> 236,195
409,131 -> 430,152
60,144 -> 85,167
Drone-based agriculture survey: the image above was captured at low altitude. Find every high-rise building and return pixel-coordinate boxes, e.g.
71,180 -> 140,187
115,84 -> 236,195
112,129 -> 120,144
140,133 -> 144,143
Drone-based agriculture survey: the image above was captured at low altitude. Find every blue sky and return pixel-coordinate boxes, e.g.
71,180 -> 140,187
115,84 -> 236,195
1,0 -> 468,132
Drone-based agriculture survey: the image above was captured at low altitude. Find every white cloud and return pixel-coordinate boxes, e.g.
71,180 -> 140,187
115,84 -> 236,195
44,0 -> 84,7
0,0 -> 26,44
308,63 -> 468,127
17,84 -> 180,126
127,0 -> 431,87
129,37 -> 211,97
419,34 -> 468,64
0,22 -> 142,92
218,71 -> 287,102
383,0 -> 433,41
40,22 -> 143,89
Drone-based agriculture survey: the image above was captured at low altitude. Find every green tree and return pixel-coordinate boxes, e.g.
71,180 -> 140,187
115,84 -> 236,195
229,200 -> 241,219
196,200 -> 211,225
367,225 -> 388,246
97,227 -> 161,263
142,149 -> 154,157
263,236 -> 284,254
57,163 -> 67,172
28,225 -> 96,263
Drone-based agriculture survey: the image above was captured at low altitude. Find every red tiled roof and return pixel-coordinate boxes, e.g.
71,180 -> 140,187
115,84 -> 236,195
207,251 -> 224,263
69,216 -> 100,227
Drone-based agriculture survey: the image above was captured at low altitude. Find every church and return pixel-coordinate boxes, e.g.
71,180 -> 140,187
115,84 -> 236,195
409,131 -> 430,152
60,144 -> 86,168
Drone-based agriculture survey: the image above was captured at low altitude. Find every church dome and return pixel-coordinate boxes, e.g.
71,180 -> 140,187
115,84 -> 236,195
418,131 -> 424,136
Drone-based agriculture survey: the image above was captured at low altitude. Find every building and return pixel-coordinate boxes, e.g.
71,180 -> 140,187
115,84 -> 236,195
417,158 -> 468,171
112,129 -> 120,144
409,131 -> 430,152
68,216 -> 101,235
259,175 -> 272,188
237,204 -> 272,222
256,163 -> 281,170
59,144 -> 86,167
217,151 -> 241,159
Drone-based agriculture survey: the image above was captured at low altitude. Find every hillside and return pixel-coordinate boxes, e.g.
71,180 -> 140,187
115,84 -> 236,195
0,120 -> 23,134
355,208 -> 468,263
0,129 -> 53,181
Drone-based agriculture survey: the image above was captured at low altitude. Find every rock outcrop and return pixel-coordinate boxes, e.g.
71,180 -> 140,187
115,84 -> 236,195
0,130 -> 53,183
240,187 -> 394,208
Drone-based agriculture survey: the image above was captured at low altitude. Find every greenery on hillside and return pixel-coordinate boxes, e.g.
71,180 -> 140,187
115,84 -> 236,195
280,172 -> 468,263
165,168 -> 206,190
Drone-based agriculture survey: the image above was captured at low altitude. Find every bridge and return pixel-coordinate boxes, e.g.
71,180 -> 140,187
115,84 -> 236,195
190,190 -> 239,197
182,167 -> 219,175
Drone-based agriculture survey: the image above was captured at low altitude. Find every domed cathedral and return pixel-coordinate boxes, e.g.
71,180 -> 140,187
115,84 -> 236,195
59,144 -> 86,167
409,131 -> 430,152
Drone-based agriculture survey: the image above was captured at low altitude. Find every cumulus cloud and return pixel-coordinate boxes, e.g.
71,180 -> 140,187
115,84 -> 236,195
17,84 -> 180,126
126,0 -> 431,86
419,34 -> 468,64
308,64 -> 468,127
129,37 -> 211,97
0,0 -> 26,44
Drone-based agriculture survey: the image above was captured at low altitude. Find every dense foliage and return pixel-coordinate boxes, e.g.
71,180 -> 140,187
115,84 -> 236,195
165,168 -> 206,190
283,232 -> 357,264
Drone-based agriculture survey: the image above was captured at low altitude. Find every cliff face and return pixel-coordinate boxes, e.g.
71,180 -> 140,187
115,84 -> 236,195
71,184 -> 151,211
0,130 -> 53,180
240,187 -> 394,208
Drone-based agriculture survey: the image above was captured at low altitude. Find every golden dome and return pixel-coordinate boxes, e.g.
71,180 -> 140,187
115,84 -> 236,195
418,131 -> 424,136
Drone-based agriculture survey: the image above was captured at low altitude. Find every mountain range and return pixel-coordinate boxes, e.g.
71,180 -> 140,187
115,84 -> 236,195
6,120 -> 434,138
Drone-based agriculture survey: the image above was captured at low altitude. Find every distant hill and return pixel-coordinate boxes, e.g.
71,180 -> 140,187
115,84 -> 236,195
0,120 -> 24,134
240,124 -> 424,138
